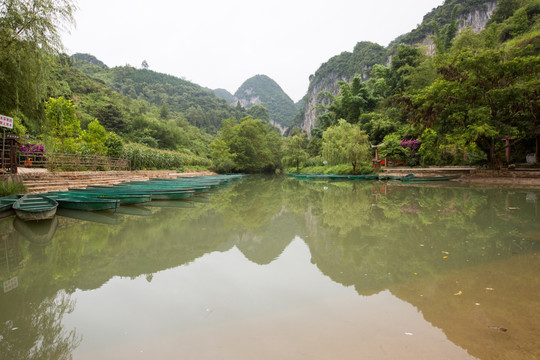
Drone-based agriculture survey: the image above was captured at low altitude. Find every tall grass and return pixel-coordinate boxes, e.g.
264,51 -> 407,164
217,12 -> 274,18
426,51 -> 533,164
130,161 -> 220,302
0,181 -> 27,197
122,144 -> 212,170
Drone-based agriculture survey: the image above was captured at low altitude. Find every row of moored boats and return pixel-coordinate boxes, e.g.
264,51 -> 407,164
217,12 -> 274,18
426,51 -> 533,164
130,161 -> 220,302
0,174 -> 246,222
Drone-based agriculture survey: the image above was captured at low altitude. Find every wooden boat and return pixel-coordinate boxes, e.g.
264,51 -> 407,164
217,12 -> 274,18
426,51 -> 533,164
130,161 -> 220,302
0,195 -> 20,213
42,194 -> 120,211
13,194 -> 58,221
111,183 -> 212,192
13,216 -> 58,245
127,179 -> 221,187
48,191 -> 152,205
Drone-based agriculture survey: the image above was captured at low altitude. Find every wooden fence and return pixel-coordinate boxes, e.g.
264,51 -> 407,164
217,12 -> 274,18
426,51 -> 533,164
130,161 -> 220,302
17,153 -> 130,171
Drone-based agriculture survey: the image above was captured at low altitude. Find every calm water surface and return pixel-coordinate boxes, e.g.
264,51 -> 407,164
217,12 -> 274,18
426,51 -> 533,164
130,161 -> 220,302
0,176 -> 538,359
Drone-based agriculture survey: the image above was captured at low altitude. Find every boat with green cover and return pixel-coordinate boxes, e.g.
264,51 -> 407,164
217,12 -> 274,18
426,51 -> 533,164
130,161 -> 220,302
43,194 -> 120,211
0,195 -> 20,213
111,183 -> 212,192
13,194 -> 58,221
48,191 -> 152,204
70,187 -> 195,200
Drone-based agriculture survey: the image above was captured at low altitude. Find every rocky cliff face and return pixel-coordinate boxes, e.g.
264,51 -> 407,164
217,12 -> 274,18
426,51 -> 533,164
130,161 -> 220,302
458,1 -> 497,32
233,88 -> 262,108
298,0 -> 498,135
301,72 -> 349,136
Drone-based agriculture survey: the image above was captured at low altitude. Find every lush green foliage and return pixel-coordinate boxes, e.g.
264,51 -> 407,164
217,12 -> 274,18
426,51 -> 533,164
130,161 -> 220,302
211,116 -> 282,173
322,119 -> 371,174
281,133 -> 309,172
0,0 -> 76,131
44,96 -> 81,153
234,75 -> 298,127
301,0 -> 539,169
285,163 -> 373,175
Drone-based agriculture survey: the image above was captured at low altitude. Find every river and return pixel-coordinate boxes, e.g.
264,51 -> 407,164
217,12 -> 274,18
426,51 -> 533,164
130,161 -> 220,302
0,176 -> 538,359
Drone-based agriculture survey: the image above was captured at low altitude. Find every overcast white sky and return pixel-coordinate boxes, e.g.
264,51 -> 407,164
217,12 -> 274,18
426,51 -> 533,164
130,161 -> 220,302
62,0 -> 445,102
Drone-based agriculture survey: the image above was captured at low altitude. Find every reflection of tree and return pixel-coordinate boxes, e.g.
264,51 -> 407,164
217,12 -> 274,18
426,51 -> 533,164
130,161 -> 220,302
282,180 -> 540,296
211,176 -> 284,232
321,183 -> 374,235
0,292 -> 81,360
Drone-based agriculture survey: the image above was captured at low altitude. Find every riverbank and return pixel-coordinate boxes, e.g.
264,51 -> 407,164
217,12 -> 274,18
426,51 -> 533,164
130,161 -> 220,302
382,166 -> 540,187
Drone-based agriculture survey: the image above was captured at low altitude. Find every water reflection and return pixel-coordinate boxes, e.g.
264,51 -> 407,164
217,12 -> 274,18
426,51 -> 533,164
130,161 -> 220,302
0,176 -> 538,359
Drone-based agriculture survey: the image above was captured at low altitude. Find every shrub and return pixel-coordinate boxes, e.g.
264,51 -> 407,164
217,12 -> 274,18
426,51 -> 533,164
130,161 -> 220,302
0,181 -> 27,196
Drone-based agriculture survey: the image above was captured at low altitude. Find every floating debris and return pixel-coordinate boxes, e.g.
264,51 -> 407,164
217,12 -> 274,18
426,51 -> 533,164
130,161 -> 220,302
488,326 -> 508,332
486,288 -> 494,291
404,332 -> 414,336
506,207 -> 520,210
454,291 -> 463,296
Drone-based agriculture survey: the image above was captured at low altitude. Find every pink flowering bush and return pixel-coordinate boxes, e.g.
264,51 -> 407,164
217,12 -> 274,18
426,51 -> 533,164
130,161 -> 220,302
400,139 -> 421,165
19,143 -> 45,156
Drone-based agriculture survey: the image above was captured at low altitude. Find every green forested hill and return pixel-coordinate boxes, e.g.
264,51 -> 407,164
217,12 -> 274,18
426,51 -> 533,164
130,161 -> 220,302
234,75 -> 298,127
71,55 -> 246,133
54,57 -> 216,155
212,88 -> 235,103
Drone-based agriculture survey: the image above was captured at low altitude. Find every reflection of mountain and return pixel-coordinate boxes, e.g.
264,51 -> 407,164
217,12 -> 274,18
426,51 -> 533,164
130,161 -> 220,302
236,211 -> 304,265
390,253 -> 540,360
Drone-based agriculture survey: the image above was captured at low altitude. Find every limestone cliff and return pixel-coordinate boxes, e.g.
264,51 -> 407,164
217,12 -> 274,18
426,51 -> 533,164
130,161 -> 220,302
297,0 -> 498,135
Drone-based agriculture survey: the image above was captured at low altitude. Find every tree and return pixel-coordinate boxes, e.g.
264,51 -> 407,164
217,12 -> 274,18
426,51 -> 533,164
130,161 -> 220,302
247,104 -> 270,123
0,0 -> 76,126
317,74 -> 377,129
282,133 -> 309,172
322,119 -> 371,174
214,116 -> 282,173
79,119 -> 107,154
403,47 -> 540,168
44,96 -> 81,153
141,60 -> 149,70
104,132 -> 124,157
210,138 -> 236,173
95,104 -> 127,132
